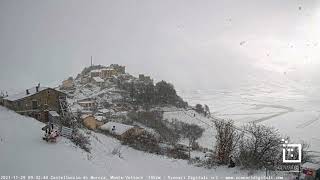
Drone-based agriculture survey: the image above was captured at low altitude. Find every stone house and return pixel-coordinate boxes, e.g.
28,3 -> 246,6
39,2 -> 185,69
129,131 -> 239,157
78,99 -> 97,110
82,115 -> 104,130
139,74 -> 153,84
99,122 -> 144,140
100,68 -> 117,79
2,85 -> 67,122
90,69 -> 101,78
92,76 -> 104,86
61,78 -> 75,90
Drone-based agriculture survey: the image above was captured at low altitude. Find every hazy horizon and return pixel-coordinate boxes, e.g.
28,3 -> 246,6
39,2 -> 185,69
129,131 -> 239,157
1,0 -> 320,94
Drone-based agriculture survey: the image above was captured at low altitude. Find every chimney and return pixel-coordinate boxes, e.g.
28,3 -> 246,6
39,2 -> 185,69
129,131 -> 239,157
36,86 -> 39,92
26,89 -> 29,95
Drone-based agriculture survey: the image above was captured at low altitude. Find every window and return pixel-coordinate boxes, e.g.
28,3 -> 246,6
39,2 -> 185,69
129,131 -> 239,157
32,100 -> 38,110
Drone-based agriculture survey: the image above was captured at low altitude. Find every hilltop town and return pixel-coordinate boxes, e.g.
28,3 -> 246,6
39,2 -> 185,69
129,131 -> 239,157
0,64 -> 213,160
0,64 -> 317,179
57,64 -> 212,157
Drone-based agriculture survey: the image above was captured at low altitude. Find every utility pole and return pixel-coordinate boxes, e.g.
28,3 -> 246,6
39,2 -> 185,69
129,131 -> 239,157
91,56 -> 93,67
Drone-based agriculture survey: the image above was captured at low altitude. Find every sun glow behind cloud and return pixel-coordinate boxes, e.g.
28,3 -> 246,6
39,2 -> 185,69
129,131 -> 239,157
229,3 -> 320,78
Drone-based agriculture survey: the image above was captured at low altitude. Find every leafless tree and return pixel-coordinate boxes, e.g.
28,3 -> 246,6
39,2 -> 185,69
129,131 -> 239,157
182,124 -> 204,159
237,123 -> 283,169
213,119 -> 243,165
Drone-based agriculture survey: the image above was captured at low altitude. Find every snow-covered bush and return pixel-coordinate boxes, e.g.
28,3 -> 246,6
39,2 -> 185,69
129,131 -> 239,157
128,111 -> 180,145
122,131 -> 161,154
237,123 -> 283,169
167,147 -> 189,160
71,131 -> 91,153
213,119 -> 242,165
111,146 -> 122,158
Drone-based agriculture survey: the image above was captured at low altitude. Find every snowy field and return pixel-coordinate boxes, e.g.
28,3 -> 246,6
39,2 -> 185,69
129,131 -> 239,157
178,75 -> 320,160
0,106 -> 276,179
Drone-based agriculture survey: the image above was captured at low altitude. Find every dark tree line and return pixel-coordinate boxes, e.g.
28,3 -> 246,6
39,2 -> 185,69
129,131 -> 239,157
195,104 -> 210,116
122,80 -> 188,108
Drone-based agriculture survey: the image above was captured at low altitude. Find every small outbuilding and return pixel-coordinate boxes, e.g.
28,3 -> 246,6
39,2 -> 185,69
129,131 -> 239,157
92,76 -> 104,86
99,122 -> 144,139
82,115 -> 104,130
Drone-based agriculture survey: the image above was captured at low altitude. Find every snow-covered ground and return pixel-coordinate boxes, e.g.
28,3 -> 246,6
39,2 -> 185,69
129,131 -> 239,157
1,106 -> 277,178
178,73 -> 320,159
163,109 -> 216,150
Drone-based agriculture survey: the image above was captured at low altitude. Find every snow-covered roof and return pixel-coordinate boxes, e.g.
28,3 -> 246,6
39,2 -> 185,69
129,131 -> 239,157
3,86 -> 50,101
99,67 -> 115,71
94,115 -> 104,121
99,122 -> 134,135
98,109 -> 112,113
90,69 -> 101,73
93,77 -> 104,83
78,100 -> 96,104
49,111 -> 60,117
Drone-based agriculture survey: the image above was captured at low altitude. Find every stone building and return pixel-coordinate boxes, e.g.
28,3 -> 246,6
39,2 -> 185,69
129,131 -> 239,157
90,69 -> 101,77
100,68 -> 117,79
139,74 -> 153,84
78,99 -> 97,110
92,76 -> 104,86
2,85 -> 67,122
61,77 -> 75,90
82,115 -> 104,130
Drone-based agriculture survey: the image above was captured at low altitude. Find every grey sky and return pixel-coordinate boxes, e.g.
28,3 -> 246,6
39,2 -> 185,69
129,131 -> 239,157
0,0 -> 319,93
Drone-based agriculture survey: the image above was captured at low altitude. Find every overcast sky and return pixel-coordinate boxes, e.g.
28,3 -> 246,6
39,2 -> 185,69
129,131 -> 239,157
0,0 -> 319,93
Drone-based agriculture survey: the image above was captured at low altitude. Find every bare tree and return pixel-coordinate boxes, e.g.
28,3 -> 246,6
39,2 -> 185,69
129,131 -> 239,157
213,119 -> 243,165
182,124 -> 204,159
237,123 -> 283,169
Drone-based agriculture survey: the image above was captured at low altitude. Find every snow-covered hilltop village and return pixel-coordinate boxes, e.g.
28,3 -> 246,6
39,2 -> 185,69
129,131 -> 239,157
0,64 -> 319,179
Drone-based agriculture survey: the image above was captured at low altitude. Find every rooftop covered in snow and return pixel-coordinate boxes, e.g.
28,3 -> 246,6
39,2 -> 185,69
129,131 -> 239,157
92,77 -> 104,83
3,86 -> 50,101
99,122 -> 134,135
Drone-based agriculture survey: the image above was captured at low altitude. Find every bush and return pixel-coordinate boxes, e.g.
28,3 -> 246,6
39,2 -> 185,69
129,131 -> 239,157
71,131 -> 91,153
195,104 -> 204,114
128,111 -> 180,145
237,123 -> 283,169
167,148 -> 189,160
214,119 -> 242,165
122,131 -> 161,154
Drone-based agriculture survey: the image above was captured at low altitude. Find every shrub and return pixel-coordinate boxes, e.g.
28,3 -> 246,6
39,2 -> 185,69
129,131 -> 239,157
237,123 -> 283,169
213,119 -> 242,165
122,131 -> 161,154
71,131 -> 91,153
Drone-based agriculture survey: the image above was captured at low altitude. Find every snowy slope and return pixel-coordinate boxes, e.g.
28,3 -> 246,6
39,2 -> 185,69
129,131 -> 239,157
0,107 -> 103,176
163,109 -> 216,150
0,106 -> 272,178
